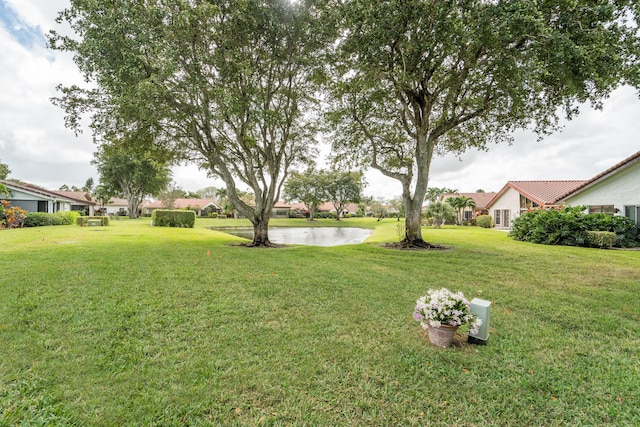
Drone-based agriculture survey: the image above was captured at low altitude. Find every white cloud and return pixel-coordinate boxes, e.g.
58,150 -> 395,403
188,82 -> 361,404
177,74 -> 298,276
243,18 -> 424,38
0,1 -> 96,189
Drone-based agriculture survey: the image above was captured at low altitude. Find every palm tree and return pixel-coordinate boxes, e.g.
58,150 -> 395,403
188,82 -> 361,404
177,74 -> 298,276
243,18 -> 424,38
446,196 -> 476,225
425,187 -> 458,204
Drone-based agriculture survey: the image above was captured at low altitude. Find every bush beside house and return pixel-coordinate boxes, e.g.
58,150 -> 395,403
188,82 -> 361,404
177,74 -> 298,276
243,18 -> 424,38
476,214 -> 493,228
510,207 -> 639,248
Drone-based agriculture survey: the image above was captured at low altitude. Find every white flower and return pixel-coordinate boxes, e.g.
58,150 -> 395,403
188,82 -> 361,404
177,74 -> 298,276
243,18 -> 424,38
413,288 -> 481,333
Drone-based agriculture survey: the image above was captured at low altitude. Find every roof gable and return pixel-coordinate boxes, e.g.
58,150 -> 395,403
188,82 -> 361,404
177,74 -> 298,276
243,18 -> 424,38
560,150 -> 640,200
486,180 -> 587,208
1,180 -> 75,202
53,191 -> 96,205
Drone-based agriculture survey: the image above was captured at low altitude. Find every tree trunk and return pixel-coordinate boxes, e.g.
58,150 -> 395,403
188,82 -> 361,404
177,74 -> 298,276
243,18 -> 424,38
127,199 -> 139,219
404,198 -> 425,245
249,216 -> 274,247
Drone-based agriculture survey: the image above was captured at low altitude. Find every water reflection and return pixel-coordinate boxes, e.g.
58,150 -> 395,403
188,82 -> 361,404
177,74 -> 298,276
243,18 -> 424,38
210,227 -> 372,246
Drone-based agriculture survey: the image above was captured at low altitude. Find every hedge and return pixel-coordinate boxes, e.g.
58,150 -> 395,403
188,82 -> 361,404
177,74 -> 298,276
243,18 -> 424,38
77,216 -> 110,226
152,209 -> 196,228
24,211 -> 81,227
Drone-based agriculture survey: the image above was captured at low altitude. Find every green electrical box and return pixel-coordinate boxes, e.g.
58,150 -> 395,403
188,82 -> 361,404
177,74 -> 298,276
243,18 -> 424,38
468,298 -> 491,345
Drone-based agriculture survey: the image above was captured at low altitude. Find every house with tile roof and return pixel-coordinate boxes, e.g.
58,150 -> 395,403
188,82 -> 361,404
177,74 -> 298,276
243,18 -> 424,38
142,198 -> 222,217
485,180 -> 587,229
94,197 -> 131,216
317,202 -> 360,216
559,151 -> 640,225
53,190 -> 96,216
440,192 -> 498,222
0,180 -> 77,214
271,201 -> 292,218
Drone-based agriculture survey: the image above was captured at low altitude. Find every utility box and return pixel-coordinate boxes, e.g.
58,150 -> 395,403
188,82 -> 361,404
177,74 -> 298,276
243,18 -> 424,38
468,298 -> 491,345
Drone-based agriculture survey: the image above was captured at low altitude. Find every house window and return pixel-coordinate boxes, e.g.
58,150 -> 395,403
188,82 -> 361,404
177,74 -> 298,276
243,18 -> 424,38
624,206 -> 640,225
589,205 -> 615,215
464,210 -> 473,220
494,209 -> 501,225
520,195 -> 539,210
37,201 -> 48,212
503,210 -> 510,228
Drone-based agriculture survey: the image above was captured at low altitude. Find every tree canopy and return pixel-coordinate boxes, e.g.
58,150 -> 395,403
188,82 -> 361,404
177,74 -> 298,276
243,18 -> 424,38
51,0 -> 333,246
284,168 -> 328,221
323,170 -> 363,220
0,160 -> 10,180
93,145 -> 172,219
328,0 -> 640,247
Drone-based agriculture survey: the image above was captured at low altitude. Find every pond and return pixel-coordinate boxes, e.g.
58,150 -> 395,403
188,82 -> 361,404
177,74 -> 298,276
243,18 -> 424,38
210,227 -> 373,247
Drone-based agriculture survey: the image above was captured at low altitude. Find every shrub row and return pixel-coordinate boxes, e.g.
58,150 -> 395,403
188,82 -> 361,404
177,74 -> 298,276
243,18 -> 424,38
152,209 -> 196,228
510,207 -> 639,248
315,212 -> 337,219
24,211 -> 81,227
77,216 -> 110,226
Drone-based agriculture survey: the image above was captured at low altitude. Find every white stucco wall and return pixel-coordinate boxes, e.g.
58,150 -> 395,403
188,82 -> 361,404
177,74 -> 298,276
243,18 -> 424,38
563,162 -> 640,214
489,187 -> 521,229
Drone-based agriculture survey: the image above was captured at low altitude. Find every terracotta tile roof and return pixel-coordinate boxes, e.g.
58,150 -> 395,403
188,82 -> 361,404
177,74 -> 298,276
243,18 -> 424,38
53,191 -> 96,205
273,200 -> 292,209
559,150 -> 640,200
318,202 -> 334,211
103,197 -> 129,206
0,180 -> 75,202
344,203 -> 360,212
487,180 -> 587,208
290,202 -> 308,211
145,198 -> 220,210
441,192 -> 498,209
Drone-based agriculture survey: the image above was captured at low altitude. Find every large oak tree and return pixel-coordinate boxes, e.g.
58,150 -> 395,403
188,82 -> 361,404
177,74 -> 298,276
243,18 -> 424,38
328,0 -> 640,247
51,0 -> 331,246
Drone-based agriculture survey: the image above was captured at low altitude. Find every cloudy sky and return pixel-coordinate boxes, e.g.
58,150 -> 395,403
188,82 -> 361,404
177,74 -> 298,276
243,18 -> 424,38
1,1 -> 638,200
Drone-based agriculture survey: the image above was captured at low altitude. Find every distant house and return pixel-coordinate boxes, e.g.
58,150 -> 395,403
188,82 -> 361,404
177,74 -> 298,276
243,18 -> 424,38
342,203 -> 360,216
95,197 -> 130,216
271,201 -> 292,219
142,198 -> 222,217
485,181 -> 587,229
559,151 -> 640,224
0,180 -> 76,214
440,192 -> 498,221
289,202 -> 359,218
317,202 -> 360,216
289,202 -> 309,217
53,191 -> 96,216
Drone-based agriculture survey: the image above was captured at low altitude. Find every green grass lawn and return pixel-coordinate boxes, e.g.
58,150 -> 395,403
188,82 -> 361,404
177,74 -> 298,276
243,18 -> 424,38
1,218 -> 638,426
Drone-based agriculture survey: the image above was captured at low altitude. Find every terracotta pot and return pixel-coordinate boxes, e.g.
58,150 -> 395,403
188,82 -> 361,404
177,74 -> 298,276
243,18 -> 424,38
427,324 -> 459,348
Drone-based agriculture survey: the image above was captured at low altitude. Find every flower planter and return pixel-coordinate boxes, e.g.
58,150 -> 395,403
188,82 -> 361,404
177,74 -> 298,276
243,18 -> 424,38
427,324 -> 459,348
414,288 -> 482,348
